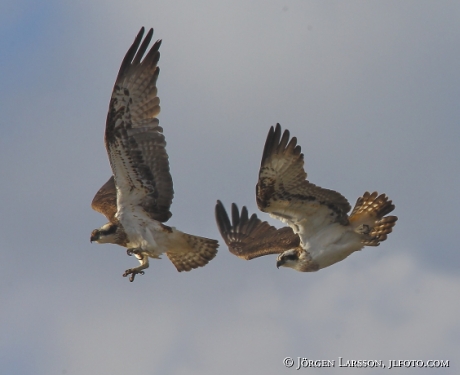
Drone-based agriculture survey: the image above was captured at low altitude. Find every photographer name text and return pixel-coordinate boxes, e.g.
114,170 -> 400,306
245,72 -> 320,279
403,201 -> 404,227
283,357 -> 449,370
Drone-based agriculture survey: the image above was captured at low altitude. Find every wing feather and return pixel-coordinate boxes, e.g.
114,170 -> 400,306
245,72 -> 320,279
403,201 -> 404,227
256,124 -> 351,238
215,200 -> 300,260
105,27 -> 173,222
91,176 -> 117,222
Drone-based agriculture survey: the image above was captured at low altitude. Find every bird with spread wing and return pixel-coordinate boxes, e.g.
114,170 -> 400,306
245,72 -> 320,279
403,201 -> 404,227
216,124 -> 397,272
90,28 -> 218,281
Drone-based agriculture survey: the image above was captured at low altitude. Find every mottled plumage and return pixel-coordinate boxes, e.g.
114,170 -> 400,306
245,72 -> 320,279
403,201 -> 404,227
91,28 -> 218,281
216,124 -> 397,272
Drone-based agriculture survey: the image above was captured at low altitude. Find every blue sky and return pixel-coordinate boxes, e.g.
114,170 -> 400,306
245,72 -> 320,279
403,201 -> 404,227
1,1 -> 459,374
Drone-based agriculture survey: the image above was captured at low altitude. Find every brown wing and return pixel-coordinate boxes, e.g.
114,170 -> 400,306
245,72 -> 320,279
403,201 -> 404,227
91,176 -> 117,222
215,200 -> 300,260
105,27 -> 173,223
256,124 -> 351,238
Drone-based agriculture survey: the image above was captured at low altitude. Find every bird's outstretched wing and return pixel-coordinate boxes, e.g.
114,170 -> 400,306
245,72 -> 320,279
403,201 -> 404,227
215,200 -> 301,260
91,176 -> 117,222
256,124 -> 351,238
105,27 -> 173,222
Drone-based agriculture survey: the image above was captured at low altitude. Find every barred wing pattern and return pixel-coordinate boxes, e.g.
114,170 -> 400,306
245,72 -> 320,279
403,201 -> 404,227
105,28 -> 173,223
256,124 -> 352,239
215,200 -> 301,260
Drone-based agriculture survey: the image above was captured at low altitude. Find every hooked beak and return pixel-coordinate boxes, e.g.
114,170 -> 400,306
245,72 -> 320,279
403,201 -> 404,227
90,230 -> 99,243
276,258 -> 285,269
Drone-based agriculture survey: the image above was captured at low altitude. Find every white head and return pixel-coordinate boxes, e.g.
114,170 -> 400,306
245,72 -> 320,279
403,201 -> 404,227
276,249 -> 316,272
90,222 -> 120,244
276,249 -> 301,269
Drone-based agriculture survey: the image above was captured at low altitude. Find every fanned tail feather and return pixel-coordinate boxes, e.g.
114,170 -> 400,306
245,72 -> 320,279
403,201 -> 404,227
167,233 -> 218,272
350,191 -> 398,246
361,216 -> 398,246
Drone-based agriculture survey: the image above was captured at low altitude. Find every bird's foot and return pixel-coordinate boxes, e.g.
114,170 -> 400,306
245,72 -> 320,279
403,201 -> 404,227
123,268 -> 145,282
356,224 -> 371,235
123,251 -> 149,281
127,248 -> 142,257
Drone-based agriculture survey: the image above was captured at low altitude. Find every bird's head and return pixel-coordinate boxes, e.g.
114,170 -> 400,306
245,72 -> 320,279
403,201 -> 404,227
276,249 -> 302,270
90,222 -> 119,244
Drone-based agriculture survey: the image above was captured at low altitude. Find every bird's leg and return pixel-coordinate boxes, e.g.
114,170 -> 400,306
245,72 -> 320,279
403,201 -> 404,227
355,224 -> 371,235
123,254 -> 149,282
127,248 -> 142,256
355,224 -> 380,242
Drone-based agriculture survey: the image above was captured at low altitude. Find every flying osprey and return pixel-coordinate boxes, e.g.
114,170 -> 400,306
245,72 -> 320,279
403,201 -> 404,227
90,28 -> 218,281
216,124 -> 397,272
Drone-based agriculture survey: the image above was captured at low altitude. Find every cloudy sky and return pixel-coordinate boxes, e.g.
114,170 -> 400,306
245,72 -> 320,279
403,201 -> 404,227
1,0 -> 459,374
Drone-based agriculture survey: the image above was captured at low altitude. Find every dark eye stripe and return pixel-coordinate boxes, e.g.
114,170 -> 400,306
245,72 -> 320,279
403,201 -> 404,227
102,225 -> 117,235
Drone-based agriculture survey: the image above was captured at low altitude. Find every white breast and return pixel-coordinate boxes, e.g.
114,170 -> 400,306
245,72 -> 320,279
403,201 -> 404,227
302,224 -> 364,269
116,206 -> 166,257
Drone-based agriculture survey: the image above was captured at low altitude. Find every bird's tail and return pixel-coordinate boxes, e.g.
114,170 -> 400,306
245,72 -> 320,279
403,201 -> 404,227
349,191 -> 398,246
166,230 -> 219,272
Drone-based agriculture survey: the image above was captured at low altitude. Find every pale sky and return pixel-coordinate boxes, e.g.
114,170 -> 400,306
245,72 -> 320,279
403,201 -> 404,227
1,1 -> 459,374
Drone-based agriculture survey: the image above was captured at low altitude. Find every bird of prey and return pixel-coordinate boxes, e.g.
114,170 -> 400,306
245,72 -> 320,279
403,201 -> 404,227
216,123 -> 397,272
90,28 -> 218,281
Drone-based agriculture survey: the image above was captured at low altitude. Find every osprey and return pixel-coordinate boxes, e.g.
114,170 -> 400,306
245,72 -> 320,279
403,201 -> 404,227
216,124 -> 397,272
91,28 -> 218,281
